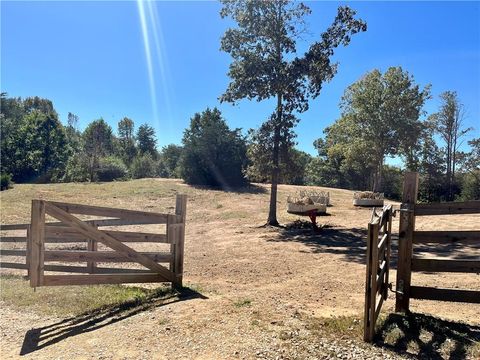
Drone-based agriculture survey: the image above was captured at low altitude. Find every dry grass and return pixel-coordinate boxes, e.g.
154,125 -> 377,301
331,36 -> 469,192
1,178 -> 479,359
0,275 -> 173,317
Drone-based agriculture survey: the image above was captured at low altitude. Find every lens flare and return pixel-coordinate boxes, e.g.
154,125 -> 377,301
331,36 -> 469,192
136,0 -> 175,140
136,0 -> 159,125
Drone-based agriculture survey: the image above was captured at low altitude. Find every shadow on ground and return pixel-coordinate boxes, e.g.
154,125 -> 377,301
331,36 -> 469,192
269,220 -> 479,266
375,312 -> 480,359
20,287 -> 207,356
268,222 -> 379,265
189,183 -> 267,195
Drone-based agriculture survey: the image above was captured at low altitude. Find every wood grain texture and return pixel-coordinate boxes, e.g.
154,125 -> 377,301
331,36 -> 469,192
44,201 -> 173,281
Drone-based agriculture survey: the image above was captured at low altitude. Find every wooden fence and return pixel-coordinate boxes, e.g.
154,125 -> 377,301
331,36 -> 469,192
363,204 -> 393,342
0,195 -> 187,288
396,172 -> 480,312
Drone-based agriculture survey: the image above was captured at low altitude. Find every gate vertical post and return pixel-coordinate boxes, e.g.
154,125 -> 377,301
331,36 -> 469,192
364,221 -> 374,341
384,207 -> 393,300
173,194 -> 187,288
395,172 -> 419,313
30,200 -> 46,288
26,225 -> 31,280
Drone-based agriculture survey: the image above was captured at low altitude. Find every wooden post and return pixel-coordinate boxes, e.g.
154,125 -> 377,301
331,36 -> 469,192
173,194 -> 187,288
30,200 -> 46,288
87,239 -> 97,274
364,222 -> 374,341
26,225 -> 31,280
383,206 -> 392,300
395,172 -> 419,313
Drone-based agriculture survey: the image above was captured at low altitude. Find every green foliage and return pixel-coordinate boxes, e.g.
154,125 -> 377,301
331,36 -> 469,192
131,153 -> 157,179
325,67 -> 430,192
63,153 -> 90,182
0,173 -> 13,191
220,0 -> 366,225
382,166 -> 403,201
180,108 -> 247,188
95,156 -> 128,182
158,144 -> 183,178
83,119 -> 114,181
137,124 -> 158,158
429,91 -> 472,201
117,117 -> 137,164
1,95 -> 69,183
460,170 -> 480,201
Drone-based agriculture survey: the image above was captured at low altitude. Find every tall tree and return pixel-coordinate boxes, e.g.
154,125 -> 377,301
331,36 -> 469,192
335,67 -> 430,192
117,117 -> 137,164
1,95 -> 68,182
83,119 -> 114,181
429,91 -> 472,200
220,0 -> 366,225
180,108 -> 247,187
137,124 -> 157,158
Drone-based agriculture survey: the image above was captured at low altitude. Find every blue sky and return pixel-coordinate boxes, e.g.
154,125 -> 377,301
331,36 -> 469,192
1,1 -> 479,157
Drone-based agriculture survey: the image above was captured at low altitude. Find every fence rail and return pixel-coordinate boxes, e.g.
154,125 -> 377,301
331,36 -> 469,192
0,195 -> 187,288
396,172 -> 480,313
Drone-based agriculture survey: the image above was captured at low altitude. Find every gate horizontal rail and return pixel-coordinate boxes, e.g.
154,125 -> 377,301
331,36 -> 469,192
0,195 -> 187,288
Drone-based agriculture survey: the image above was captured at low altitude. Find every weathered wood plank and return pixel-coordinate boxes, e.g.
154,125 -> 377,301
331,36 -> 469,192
30,200 -> 46,287
48,201 -> 169,223
0,262 -> 28,270
415,200 -> 480,216
411,257 -> 480,273
0,224 -> 29,230
413,231 -> 480,244
363,221 -> 374,342
377,233 -> 388,255
395,172 -> 419,313
0,249 -> 27,257
44,250 -> 172,263
368,222 -> 379,342
44,202 -> 173,281
46,227 -> 169,243
410,286 -> 480,303
173,194 -> 187,287
0,237 -> 27,243
43,273 -> 169,286
41,264 -> 155,274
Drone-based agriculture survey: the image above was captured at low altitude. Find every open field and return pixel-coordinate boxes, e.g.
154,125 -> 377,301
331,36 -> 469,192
1,179 -> 479,359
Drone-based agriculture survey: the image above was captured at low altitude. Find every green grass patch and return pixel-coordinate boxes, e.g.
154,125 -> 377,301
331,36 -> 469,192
306,315 -> 364,338
0,275 -> 172,317
233,298 -> 252,307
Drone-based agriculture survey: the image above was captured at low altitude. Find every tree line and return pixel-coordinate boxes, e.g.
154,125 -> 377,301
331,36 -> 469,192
1,72 -> 478,203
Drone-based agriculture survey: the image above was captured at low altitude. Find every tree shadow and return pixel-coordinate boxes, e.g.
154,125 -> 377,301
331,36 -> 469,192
268,224 -> 376,265
374,312 -> 480,359
269,221 -> 479,267
188,183 -> 267,194
20,287 -> 207,356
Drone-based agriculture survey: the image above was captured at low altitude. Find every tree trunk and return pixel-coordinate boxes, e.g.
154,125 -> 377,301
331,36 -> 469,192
372,156 -> 384,193
267,94 -> 282,226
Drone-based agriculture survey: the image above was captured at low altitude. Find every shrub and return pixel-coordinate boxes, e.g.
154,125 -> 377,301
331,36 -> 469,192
63,153 -> 90,182
131,153 -> 157,179
95,156 -> 128,182
1,173 -> 13,191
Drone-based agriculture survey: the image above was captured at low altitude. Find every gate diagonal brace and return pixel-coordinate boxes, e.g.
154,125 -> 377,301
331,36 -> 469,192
43,201 -> 174,282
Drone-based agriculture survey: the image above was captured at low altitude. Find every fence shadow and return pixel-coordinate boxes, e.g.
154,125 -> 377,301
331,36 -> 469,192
375,312 -> 480,359
20,287 -> 207,356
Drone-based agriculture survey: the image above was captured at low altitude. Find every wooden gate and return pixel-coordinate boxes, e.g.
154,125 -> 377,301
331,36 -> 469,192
1,195 -> 187,288
396,172 -> 480,312
364,204 -> 393,342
